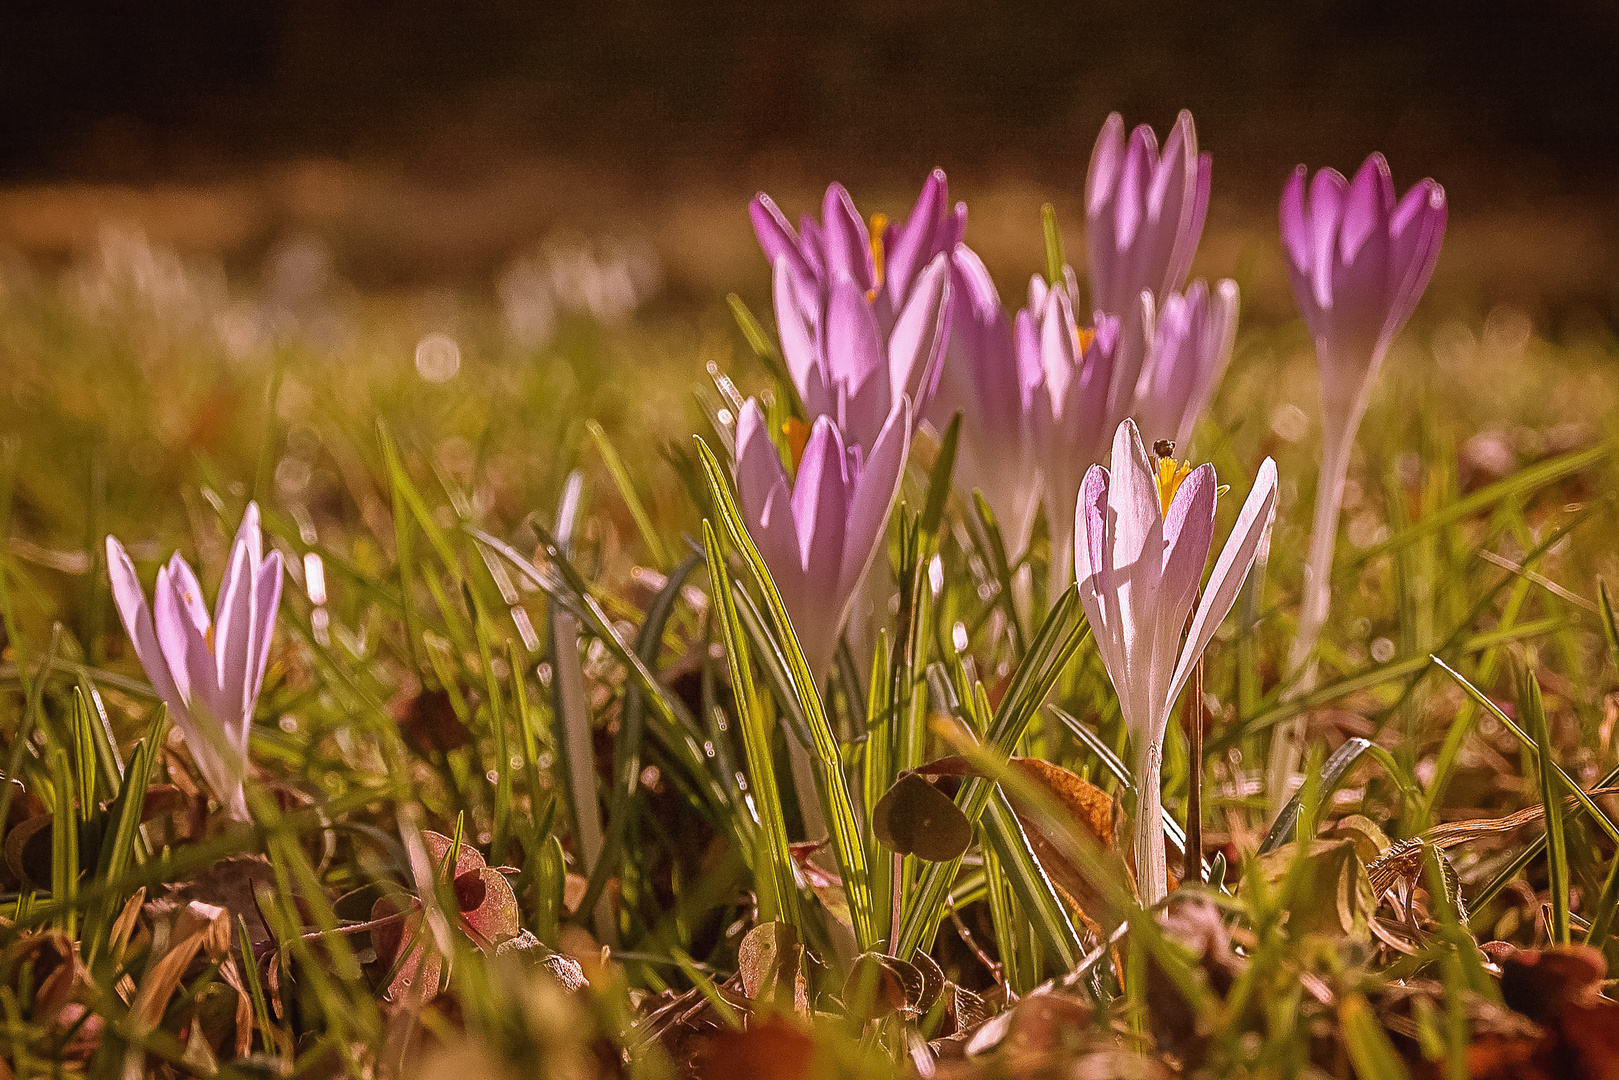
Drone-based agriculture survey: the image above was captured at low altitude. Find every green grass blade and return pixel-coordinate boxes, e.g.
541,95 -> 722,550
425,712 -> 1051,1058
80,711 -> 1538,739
469,525 -> 736,821
981,790 -> 1082,971
726,294 -> 799,411
970,491 -> 1025,655
1431,656 -> 1619,846
464,582 -> 514,864
1523,667 -> 1570,944
1041,203 -> 1066,289
577,553 -> 701,924
703,523 -> 801,930
693,435 -> 875,951
587,419 -> 671,571
1213,617 -> 1573,752
1259,738 -> 1374,853
1345,440 -> 1610,572
1583,847 -> 1619,955
546,471 -> 611,940
893,590 -> 1085,959
1340,993 -> 1414,1080
919,413 -> 961,546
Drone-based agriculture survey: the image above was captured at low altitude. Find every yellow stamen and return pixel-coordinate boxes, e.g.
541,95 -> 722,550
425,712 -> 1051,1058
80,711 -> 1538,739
866,213 -> 888,302
1073,325 -> 1096,353
1155,457 -> 1193,518
782,418 -> 810,472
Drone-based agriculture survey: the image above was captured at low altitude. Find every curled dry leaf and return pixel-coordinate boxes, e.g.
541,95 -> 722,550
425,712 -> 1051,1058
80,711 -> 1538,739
872,773 -> 973,862
920,755 -> 1127,932
132,900 -> 232,1031
738,921 -> 808,1014
370,831 -> 523,1003
842,952 -> 919,1022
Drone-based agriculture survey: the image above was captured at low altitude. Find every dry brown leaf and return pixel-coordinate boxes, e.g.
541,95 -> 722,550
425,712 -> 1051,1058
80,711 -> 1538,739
108,887 -> 146,966
132,900 -> 231,1030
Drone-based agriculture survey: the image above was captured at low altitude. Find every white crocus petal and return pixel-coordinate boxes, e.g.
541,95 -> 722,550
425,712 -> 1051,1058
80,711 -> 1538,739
1165,457 -> 1279,709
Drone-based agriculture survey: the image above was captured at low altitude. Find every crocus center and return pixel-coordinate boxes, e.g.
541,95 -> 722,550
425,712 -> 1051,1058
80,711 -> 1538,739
1073,325 -> 1097,354
781,418 -> 810,473
1154,456 -> 1193,518
867,213 -> 888,301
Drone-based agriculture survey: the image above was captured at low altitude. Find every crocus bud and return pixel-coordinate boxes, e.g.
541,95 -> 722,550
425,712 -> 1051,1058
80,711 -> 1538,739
1279,153 -> 1446,453
1086,110 -> 1211,320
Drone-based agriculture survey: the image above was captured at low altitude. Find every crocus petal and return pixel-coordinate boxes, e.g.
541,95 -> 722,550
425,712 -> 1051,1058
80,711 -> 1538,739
1384,180 -> 1447,344
1103,419 -> 1165,739
158,563 -> 226,726
105,537 -> 189,726
751,193 -> 809,282
886,252 -> 951,416
825,276 -> 890,449
212,525 -> 257,726
1134,463 -> 1215,739
790,416 -> 850,585
839,398 -> 910,604
773,257 -> 821,401
820,184 -> 874,292
884,169 -> 947,300
1165,457 -> 1279,707
755,478 -> 806,617
166,554 -> 212,637
1305,168 -> 1349,314
735,399 -> 789,515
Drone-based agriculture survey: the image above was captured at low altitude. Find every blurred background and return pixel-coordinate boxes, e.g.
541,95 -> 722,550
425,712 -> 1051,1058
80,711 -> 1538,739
2,0 -> 1618,583
2,0 -> 1618,324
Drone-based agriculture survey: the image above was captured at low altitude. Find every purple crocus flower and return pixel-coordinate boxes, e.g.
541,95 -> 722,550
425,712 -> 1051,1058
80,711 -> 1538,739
1076,419 -> 1277,904
754,176 -> 957,449
1269,153 -> 1445,798
772,253 -> 950,455
926,245 -> 1045,550
751,169 -> 966,328
1086,110 -> 1211,321
733,397 -> 911,682
1016,275 -> 1117,593
1124,279 -> 1240,454
107,504 -> 283,821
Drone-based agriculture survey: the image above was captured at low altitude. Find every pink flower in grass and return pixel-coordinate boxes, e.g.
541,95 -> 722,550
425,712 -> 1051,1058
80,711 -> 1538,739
733,398 -> 910,682
1076,420 -> 1277,904
107,504 -> 282,821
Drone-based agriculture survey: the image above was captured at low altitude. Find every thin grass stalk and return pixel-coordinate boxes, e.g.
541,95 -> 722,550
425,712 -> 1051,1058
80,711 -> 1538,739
1523,666 -> 1570,944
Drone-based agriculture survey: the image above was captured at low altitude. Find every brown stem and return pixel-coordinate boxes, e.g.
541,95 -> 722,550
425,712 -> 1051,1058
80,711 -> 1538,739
946,896 -> 1003,985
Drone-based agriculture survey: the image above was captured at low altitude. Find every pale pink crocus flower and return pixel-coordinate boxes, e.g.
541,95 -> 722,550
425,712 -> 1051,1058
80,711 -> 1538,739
107,504 -> 283,821
1076,419 -> 1277,904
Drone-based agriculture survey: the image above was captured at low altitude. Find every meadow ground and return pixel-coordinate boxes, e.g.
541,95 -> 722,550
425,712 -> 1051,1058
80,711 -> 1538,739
2,162 -> 1619,1077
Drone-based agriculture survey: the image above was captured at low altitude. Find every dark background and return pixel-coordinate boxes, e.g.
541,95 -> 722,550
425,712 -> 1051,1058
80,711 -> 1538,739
4,0 -> 1617,194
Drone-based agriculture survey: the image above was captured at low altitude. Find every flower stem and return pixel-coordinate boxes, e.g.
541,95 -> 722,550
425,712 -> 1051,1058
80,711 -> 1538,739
1267,428 -> 1353,806
1134,739 -> 1167,907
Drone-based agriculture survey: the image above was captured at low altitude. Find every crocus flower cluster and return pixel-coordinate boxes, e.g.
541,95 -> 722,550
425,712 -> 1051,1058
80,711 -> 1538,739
1075,420 -> 1277,904
107,504 -> 283,821
926,112 -> 1234,591
733,397 -> 911,683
